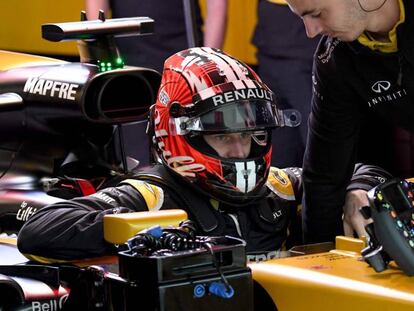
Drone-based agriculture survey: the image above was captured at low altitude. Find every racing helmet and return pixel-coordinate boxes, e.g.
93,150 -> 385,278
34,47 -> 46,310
150,47 -> 288,205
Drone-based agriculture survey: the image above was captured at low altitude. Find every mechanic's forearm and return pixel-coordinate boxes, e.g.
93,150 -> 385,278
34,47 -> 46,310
204,0 -> 228,48
85,0 -> 110,19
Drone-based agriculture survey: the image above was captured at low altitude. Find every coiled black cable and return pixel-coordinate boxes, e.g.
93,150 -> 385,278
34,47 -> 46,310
127,231 -> 162,256
160,220 -> 206,251
127,220 -> 214,256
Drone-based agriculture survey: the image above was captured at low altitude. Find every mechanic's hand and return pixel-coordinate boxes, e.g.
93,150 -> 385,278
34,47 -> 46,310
342,189 -> 371,238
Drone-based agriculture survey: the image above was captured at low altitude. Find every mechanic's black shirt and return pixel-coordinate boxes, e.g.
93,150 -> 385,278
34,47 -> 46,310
253,0 -> 319,60
302,0 -> 414,243
109,0 -> 203,72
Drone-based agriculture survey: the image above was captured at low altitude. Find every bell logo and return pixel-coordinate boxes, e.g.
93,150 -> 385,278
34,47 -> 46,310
371,81 -> 391,94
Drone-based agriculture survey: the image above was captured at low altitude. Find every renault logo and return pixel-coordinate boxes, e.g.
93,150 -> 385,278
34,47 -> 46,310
372,81 -> 391,93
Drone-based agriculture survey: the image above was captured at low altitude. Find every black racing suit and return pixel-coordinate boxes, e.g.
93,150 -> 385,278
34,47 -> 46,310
17,164 -> 390,261
302,0 -> 414,243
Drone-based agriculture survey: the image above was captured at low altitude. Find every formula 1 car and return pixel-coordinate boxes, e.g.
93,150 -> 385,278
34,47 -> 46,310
1,14 -> 414,311
2,205 -> 414,311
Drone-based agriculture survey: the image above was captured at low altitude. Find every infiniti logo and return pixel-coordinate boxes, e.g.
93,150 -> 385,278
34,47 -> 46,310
372,81 -> 391,93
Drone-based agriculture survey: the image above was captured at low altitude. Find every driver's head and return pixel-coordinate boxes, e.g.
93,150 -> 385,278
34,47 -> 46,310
149,47 -> 283,205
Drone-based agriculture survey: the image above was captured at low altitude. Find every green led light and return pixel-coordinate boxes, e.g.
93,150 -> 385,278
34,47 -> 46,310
99,64 -> 107,72
97,57 -> 124,72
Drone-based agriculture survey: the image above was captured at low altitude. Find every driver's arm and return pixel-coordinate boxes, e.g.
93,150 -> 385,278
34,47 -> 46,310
17,182 -> 164,261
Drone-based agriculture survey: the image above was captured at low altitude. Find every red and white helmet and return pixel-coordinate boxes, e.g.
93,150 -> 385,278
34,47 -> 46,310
150,47 -> 286,205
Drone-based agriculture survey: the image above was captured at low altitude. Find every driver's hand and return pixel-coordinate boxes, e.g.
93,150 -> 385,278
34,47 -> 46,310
342,189 -> 371,238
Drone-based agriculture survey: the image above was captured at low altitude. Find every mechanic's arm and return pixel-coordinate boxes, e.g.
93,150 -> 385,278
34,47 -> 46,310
204,0 -> 228,48
17,184 -> 147,261
302,41 -> 361,243
343,163 -> 393,237
85,0 -> 110,19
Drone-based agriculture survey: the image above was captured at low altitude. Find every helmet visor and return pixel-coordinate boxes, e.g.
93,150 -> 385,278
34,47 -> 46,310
185,100 -> 280,133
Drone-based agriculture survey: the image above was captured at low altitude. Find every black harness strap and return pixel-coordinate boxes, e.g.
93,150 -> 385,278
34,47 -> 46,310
132,165 -> 221,234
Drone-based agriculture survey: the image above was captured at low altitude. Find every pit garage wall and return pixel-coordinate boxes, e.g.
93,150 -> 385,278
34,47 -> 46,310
0,0 -> 258,65
0,1 -> 81,56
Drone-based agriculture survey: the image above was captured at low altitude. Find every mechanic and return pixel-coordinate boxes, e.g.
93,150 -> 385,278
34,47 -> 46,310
283,0 -> 414,243
17,48 -> 391,262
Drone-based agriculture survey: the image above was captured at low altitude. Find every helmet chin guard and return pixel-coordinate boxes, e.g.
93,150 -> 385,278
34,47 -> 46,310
195,148 -> 272,206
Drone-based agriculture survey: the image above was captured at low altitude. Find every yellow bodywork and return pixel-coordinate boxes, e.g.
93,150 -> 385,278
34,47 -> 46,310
250,237 -> 414,310
0,50 -> 65,71
0,236 -> 17,245
7,212 -> 414,310
103,209 -> 188,244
